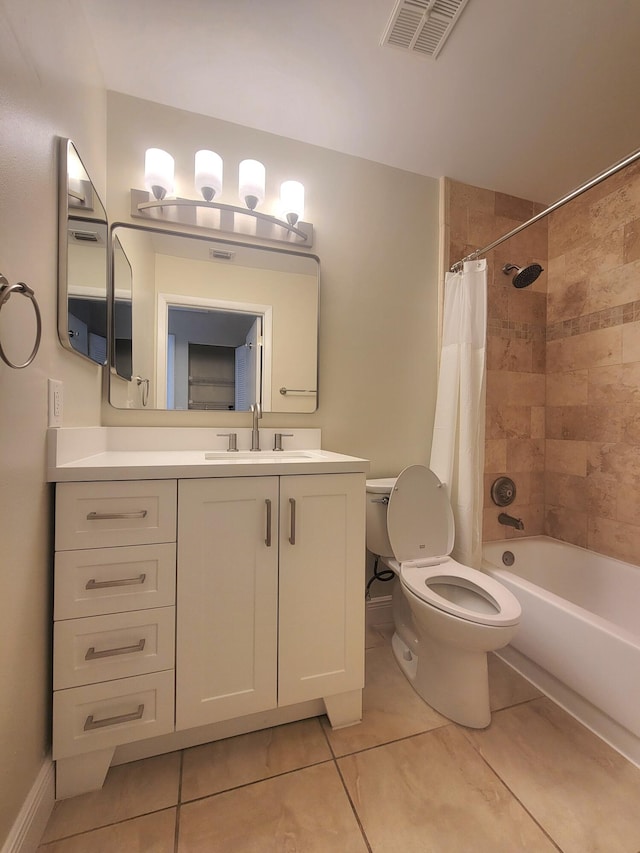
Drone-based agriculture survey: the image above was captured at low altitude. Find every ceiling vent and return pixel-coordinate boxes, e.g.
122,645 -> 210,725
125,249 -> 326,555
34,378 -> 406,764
381,0 -> 470,59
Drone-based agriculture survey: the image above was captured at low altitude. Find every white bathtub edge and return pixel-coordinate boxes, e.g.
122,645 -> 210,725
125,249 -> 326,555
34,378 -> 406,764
497,645 -> 640,770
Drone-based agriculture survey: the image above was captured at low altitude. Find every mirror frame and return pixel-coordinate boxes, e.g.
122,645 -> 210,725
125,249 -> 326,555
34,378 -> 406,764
108,222 -> 321,413
57,138 -> 109,365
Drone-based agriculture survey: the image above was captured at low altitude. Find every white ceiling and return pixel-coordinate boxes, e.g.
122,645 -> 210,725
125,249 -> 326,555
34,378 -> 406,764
78,0 -> 640,204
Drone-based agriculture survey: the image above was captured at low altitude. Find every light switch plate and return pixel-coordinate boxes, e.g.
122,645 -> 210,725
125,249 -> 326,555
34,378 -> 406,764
48,379 -> 63,427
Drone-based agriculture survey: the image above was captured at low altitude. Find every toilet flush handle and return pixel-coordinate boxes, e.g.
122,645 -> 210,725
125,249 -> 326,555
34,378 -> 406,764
371,496 -> 389,505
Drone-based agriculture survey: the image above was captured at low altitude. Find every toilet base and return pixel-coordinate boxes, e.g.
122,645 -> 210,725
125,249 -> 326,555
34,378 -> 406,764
391,631 -> 417,682
391,630 -> 491,729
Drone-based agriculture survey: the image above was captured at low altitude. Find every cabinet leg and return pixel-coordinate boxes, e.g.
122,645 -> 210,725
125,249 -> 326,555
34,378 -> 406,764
323,689 -> 362,729
55,748 -> 115,799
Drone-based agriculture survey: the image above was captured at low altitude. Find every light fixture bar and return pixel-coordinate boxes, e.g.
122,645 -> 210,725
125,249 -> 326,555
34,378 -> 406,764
130,189 -> 314,247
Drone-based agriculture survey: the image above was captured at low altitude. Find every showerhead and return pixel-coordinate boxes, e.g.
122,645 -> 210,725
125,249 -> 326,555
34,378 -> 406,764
502,263 -> 544,289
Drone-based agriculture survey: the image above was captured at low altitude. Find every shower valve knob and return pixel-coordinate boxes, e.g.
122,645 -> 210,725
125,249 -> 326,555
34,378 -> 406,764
491,476 -> 516,507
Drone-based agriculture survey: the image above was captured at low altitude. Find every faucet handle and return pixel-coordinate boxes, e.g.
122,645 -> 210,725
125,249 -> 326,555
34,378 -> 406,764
273,433 -> 293,451
217,432 -> 238,452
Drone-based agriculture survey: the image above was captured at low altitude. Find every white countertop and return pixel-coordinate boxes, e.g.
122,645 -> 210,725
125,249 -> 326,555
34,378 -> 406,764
47,428 -> 369,482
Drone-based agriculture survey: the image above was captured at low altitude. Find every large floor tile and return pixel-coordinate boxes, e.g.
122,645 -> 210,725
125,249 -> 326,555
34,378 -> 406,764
41,752 -> 181,843
323,644 -> 447,756
181,717 -> 332,801
339,725 -> 557,853
467,697 -> 640,852
177,762 -> 368,852
38,808 -> 176,852
488,652 -> 543,710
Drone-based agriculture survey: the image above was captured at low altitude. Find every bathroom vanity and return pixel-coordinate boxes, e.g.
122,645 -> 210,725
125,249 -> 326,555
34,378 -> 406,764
48,427 -> 368,798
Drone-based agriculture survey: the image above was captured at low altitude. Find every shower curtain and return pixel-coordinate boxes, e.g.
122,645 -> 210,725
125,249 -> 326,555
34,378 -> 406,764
429,259 -> 487,568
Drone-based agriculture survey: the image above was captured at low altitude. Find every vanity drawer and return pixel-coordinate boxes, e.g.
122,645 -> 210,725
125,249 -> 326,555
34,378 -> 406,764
55,480 -> 177,550
53,670 -> 175,759
54,543 -> 176,619
54,607 -> 175,690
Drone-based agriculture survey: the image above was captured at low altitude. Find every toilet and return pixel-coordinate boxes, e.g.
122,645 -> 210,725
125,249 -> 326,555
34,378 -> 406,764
366,464 -> 521,728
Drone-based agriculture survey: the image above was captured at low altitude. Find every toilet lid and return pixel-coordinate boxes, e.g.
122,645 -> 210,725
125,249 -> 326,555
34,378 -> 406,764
387,465 -> 454,563
401,559 -> 521,626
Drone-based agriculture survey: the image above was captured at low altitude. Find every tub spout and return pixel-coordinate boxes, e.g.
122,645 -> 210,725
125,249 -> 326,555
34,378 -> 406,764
498,512 -> 524,531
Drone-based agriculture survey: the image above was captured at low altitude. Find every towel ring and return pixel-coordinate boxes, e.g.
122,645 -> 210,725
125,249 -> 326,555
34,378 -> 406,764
0,274 -> 42,369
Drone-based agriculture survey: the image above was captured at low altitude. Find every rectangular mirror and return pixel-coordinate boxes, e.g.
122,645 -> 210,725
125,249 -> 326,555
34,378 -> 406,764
58,138 -> 108,365
109,224 -> 319,412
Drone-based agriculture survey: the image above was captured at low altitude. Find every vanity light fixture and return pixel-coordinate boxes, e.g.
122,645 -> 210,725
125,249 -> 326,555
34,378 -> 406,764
144,148 -> 174,201
132,150 -> 313,247
195,149 -> 223,201
238,159 -> 265,210
280,180 -> 304,226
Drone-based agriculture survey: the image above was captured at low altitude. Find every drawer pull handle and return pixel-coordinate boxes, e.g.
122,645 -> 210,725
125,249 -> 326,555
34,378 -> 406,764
85,573 -> 147,590
289,498 -> 296,545
265,498 -> 272,547
85,638 -> 146,660
84,703 -> 145,731
86,510 -> 148,521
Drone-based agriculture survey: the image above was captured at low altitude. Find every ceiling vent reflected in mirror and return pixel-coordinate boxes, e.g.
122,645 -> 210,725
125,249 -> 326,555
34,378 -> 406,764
381,0 -> 471,59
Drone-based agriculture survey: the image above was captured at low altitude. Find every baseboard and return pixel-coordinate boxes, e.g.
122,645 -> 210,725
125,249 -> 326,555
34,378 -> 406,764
1,757 -> 55,853
366,594 -> 392,627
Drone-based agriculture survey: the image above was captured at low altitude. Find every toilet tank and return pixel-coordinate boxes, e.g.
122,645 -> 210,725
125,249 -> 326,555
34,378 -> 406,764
365,478 -> 395,557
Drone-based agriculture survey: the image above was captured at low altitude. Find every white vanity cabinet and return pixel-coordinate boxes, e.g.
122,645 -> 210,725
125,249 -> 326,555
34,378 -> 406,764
176,473 -> 365,730
52,480 -> 177,798
48,437 -> 367,800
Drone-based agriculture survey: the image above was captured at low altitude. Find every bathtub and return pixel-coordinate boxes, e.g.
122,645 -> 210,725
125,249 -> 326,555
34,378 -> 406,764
482,536 -> 640,767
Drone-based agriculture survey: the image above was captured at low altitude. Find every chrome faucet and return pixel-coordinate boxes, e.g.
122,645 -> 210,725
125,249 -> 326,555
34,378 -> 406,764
250,402 -> 262,451
498,512 -> 524,531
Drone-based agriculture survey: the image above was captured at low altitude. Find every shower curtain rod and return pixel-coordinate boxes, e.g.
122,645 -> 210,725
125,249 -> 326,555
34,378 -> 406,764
449,145 -> 640,272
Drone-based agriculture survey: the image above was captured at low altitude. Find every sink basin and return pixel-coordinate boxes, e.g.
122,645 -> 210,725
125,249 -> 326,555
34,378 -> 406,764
204,450 -> 316,460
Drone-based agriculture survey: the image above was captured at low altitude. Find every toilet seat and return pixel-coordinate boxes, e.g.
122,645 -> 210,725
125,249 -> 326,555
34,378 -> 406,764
400,558 -> 521,627
386,466 -> 454,563
379,465 -> 520,627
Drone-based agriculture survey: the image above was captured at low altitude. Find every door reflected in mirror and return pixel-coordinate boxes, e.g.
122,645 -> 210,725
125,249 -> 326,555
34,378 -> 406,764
109,225 -> 319,413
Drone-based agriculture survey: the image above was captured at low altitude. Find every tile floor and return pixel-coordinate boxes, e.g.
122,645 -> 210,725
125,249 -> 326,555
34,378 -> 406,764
39,624 -> 640,852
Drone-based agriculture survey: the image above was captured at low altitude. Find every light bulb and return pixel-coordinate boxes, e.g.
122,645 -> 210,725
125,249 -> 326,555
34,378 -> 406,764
280,180 -> 304,226
195,150 -> 223,201
238,159 -> 265,210
144,148 -> 174,200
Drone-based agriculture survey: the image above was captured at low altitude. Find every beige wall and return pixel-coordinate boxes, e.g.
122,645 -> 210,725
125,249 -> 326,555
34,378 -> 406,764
103,93 -> 441,477
546,160 -> 640,563
0,0 -> 106,843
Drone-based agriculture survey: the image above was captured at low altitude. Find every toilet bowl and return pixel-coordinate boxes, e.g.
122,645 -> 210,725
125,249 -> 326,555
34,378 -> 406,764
366,464 -> 521,728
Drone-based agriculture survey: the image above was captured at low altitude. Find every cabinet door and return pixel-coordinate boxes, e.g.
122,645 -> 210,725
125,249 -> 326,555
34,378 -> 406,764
176,477 -> 279,729
278,473 -> 365,706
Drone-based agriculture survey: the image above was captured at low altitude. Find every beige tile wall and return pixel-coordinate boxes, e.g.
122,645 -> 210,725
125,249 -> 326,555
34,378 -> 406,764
445,179 -> 548,542
445,163 -> 640,566
546,161 -> 640,562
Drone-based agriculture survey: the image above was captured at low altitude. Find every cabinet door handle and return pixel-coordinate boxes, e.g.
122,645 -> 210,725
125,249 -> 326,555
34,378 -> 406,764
86,510 -> 148,521
289,497 -> 296,545
85,573 -> 147,590
85,638 -> 146,660
84,703 -> 145,731
265,498 -> 272,547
